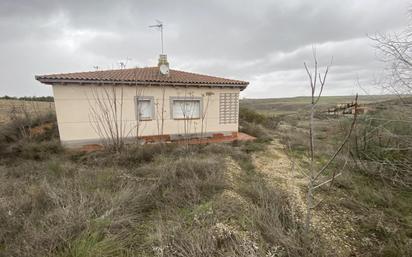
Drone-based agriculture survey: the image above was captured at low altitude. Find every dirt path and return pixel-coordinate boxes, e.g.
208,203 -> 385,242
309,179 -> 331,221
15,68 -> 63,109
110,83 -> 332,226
252,139 -> 356,256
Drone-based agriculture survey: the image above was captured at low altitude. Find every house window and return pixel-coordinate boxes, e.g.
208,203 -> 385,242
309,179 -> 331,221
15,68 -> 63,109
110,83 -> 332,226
136,96 -> 154,121
219,93 -> 239,124
171,97 -> 202,119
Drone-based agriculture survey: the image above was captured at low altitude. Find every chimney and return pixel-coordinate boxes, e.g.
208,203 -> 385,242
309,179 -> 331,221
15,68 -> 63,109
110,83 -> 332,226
158,54 -> 170,76
158,54 -> 169,67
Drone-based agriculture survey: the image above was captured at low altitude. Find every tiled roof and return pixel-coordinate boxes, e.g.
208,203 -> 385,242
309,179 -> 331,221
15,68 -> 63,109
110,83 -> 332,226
35,67 -> 249,89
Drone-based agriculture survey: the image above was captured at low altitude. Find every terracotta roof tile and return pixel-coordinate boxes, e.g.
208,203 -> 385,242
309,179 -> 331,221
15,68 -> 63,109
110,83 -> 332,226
35,67 -> 249,89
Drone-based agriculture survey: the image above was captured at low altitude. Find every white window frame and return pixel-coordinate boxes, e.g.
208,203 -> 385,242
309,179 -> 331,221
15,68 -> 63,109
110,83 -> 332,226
135,96 -> 155,121
170,96 -> 203,120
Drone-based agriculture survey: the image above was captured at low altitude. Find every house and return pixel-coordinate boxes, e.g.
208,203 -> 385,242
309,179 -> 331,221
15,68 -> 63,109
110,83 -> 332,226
35,55 -> 249,147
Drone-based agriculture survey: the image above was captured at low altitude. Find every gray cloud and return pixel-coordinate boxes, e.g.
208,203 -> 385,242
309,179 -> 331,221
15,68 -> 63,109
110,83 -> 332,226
0,0 -> 410,97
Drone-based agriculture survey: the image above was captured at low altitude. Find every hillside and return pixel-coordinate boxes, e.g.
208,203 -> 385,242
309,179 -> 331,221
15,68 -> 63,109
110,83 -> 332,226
0,99 -> 54,124
0,96 -> 411,257
240,95 -> 412,256
241,95 -> 400,115
0,102 -> 327,257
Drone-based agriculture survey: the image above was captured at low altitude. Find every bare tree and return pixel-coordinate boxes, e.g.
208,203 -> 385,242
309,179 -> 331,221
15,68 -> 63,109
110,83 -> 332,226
88,85 -> 127,152
8,103 -> 33,138
155,86 -> 166,140
200,92 -> 213,141
87,67 -> 148,151
174,90 -> 196,147
365,10 -> 412,189
132,68 -> 145,141
370,11 -> 412,96
303,49 -> 358,233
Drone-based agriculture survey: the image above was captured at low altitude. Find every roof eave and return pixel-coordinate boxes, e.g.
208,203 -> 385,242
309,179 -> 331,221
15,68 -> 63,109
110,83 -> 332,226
35,77 -> 249,89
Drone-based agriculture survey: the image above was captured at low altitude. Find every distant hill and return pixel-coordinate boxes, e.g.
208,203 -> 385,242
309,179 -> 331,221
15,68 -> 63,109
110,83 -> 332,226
241,95 -> 403,115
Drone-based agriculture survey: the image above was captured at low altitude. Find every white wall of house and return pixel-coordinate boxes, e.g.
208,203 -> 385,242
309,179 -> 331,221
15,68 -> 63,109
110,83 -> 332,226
52,84 -> 240,146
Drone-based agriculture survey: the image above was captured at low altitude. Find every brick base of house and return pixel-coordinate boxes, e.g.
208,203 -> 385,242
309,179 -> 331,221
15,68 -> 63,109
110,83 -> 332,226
140,132 -> 255,144
79,132 -> 256,152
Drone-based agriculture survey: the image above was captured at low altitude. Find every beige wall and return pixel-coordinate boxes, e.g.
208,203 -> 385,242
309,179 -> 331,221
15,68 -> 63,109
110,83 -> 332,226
52,84 -> 240,145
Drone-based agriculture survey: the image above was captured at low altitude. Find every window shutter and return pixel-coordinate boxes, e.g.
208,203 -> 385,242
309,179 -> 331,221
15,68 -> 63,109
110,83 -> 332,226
136,97 -> 154,120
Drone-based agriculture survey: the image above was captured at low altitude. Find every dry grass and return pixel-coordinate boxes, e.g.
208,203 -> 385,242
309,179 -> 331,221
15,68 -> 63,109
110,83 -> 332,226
0,143 -> 229,257
2,95 -> 408,257
266,96 -> 412,256
0,108 -> 330,257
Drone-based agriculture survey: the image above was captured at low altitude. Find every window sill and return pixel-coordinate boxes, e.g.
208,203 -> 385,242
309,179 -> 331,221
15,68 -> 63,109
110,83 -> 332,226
139,118 -> 153,121
173,118 -> 201,120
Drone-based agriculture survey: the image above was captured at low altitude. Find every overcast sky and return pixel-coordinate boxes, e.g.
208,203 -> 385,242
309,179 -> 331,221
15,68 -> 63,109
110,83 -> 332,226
0,0 -> 410,98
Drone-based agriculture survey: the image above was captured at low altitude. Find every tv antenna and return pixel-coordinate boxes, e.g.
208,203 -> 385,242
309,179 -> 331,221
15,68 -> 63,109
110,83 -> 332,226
119,57 -> 131,69
149,20 -> 164,54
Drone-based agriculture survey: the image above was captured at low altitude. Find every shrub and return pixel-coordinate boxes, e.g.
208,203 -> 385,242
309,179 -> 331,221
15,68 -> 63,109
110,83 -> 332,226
239,107 -> 280,129
135,154 -> 227,209
199,143 -> 235,155
240,121 -> 272,141
0,112 -> 60,160
56,228 -> 133,257
0,111 -> 57,142
16,140 -> 64,160
77,143 -> 183,167
239,107 -> 269,124
0,162 -> 127,257
349,110 -> 412,189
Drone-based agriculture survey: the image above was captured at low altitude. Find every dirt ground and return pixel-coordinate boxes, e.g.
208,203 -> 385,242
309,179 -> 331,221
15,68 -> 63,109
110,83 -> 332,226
252,139 -> 357,257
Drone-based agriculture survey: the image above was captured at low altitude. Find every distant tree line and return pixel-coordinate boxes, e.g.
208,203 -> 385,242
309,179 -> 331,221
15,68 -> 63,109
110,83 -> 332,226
0,95 -> 54,102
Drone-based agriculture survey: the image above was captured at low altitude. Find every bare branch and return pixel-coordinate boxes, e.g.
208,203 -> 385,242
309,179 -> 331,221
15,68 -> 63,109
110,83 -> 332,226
312,173 -> 342,190
314,94 -> 358,180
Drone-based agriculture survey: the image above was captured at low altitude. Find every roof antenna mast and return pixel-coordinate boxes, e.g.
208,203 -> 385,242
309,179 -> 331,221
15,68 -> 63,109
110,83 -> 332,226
149,20 -> 164,54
